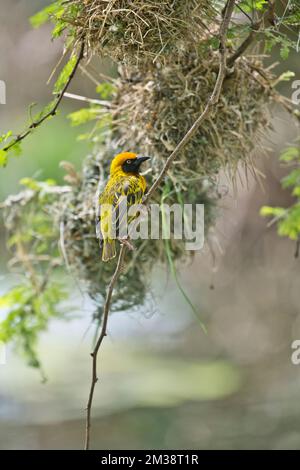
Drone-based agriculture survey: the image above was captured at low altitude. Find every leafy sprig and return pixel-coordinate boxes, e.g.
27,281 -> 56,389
261,144 -> 300,244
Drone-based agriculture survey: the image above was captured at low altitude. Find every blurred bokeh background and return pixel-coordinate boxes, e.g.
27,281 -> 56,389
1,0 -> 300,450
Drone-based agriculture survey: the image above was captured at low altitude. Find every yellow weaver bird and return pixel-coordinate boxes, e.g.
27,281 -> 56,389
99,152 -> 150,262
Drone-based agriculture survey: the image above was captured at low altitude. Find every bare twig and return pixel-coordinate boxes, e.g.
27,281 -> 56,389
84,0 -> 236,450
235,3 -> 254,24
63,92 -> 112,108
227,21 -> 261,67
144,0 -> 236,202
227,0 -> 276,68
2,42 -> 85,153
84,244 -> 126,450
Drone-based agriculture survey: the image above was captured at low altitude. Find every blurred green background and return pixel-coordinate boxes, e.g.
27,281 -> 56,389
1,0 -> 300,450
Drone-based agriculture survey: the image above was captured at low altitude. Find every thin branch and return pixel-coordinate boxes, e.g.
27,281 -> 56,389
235,3 -> 255,24
144,0 -> 236,203
84,0 -> 236,451
84,244 -> 127,451
227,22 -> 261,67
2,42 -> 85,153
63,92 -> 112,108
227,0 -> 276,68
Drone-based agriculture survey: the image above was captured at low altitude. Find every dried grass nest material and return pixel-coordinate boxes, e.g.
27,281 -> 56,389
110,45 -> 273,179
66,0 -> 215,64
54,151 -> 218,314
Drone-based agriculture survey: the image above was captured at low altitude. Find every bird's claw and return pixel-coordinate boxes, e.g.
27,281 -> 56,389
118,238 -> 135,251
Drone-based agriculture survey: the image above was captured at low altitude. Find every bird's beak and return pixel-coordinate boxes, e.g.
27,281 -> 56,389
136,156 -> 150,163
135,156 -> 150,171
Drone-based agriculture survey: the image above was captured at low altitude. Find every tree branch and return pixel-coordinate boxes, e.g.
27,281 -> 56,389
84,244 -> 127,450
2,42 -> 85,153
227,22 -> 261,68
227,0 -> 276,68
84,0 -> 236,450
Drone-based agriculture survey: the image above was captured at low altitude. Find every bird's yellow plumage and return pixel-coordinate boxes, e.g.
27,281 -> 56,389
99,152 -> 149,262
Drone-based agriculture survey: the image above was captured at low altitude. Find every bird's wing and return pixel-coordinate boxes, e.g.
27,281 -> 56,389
111,177 -> 145,237
113,177 -> 144,205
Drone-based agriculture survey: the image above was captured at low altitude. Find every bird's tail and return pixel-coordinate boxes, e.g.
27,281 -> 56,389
102,239 -> 116,262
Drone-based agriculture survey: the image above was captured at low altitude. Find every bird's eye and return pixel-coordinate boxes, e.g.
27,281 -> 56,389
126,159 -> 132,164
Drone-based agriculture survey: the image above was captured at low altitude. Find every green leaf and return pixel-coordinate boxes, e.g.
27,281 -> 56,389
238,0 -> 268,13
19,177 -> 57,193
280,44 -> 290,60
33,99 -> 57,123
260,206 -> 286,217
278,205 -> 300,240
52,20 -> 66,38
19,177 -> 40,191
0,131 -> 12,144
279,147 -> 300,162
282,169 -> 300,189
0,149 -> 7,167
0,285 -> 31,312
44,178 -> 56,186
96,83 -> 116,100
278,71 -> 295,82
261,139 -> 300,242
12,142 -> 22,157
0,282 -> 66,369
292,187 -> 300,197
76,132 -> 91,141
30,1 -> 64,29
68,107 -> 99,126
54,55 -> 77,94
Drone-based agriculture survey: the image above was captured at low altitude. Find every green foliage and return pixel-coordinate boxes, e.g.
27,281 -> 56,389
238,0 -> 268,13
30,1 -> 64,29
264,31 -> 296,60
0,131 -> 12,144
0,149 -> 7,167
32,99 -> 57,123
0,51 -> 81,159
261,145 -> 300,241
68,108 -> 100,127
30,0 -> 70,39
67,105 -> 112,142
54,55 -> 77,94
0,143 -> 22,167
30,0 -> 81,39
96,83 -> 116,100
0,132 -> 13,166
67,85 -> 114,142
0,178 -> 66,370
237,1 -> 300,58
0,282 -> 66,371
68,82 -> 116,128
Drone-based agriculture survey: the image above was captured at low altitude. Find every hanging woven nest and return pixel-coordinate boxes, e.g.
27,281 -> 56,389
65,0 -> 215,64
108,43 -> 273,180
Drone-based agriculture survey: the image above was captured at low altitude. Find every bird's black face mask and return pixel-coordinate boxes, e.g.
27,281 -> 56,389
122,156 -> 150,174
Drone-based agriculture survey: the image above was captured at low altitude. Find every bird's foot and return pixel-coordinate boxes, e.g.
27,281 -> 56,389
118,237 -> 135,251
